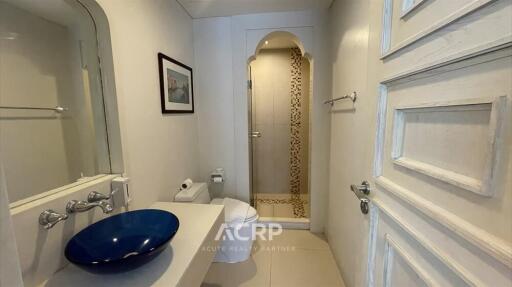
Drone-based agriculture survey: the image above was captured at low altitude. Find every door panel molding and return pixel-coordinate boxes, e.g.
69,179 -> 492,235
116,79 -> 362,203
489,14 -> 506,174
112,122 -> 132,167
367,206 -> 380,287
375,176 -> 512,269
375,44 -> 511,181
372,199 -> 484,286
381,0 -> 394,54
390,96 -> 507,196
373,85 -> 389,178
401,0 -> 429,19
393,157 -> 482,194
384,234 -> 438,287
370,0 -> 511,286
381,0 -> 498,58
382,36 -> 512,84
372,44 -> 512,269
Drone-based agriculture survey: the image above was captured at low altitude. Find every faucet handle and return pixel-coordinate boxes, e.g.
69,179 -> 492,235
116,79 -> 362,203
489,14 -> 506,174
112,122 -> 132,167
87,191 -> 110,203
39,209 -> 68,229
87,189 -> 119,203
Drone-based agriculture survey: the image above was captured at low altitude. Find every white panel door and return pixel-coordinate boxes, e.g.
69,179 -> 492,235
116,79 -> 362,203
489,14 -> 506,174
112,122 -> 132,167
365,0 -> 512,286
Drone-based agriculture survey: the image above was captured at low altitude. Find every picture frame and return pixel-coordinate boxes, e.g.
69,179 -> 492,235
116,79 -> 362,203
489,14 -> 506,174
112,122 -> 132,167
158,52 -> 194,113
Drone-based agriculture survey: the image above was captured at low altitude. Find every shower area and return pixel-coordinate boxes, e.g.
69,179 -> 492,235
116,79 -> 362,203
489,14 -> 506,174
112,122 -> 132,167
249,38 -> 311,223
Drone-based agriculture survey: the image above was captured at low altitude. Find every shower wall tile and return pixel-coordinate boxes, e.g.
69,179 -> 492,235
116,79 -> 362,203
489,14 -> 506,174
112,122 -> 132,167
252,53 -> 275,126
274,124 -> 291,193
273,51 -> 292,126
253,123 -> 275,193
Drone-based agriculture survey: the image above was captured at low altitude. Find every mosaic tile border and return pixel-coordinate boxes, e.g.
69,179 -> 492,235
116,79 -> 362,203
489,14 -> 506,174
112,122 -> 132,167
289,47 -> 303,195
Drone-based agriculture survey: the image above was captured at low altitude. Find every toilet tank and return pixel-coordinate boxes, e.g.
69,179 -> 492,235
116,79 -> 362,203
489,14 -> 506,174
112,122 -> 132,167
174,182 -> 211,203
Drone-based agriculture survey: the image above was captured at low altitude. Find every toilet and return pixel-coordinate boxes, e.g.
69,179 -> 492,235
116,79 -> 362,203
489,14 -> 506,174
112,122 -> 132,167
174,182 -> 258,263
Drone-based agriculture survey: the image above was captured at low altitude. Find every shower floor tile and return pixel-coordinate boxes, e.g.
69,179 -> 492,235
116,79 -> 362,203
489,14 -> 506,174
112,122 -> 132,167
255,193 -> 308,218
274,203 -> 294,217
256,203 -> 274,217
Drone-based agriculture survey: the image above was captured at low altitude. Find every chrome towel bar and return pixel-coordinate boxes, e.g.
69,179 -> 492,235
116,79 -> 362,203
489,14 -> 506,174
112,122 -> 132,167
0,105 -> 68,113
324,91 -> 357,106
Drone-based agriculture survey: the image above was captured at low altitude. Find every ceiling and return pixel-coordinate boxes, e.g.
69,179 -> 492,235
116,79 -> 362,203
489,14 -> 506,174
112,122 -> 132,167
260,33 -> 297,49
177,0 -> 334,18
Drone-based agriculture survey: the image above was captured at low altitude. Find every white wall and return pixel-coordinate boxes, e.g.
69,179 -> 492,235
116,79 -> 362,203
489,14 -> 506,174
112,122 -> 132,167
326,0 -> 372,286
96,0 -> 199,209
193,10 -> 331,231
193,17 -> 236,198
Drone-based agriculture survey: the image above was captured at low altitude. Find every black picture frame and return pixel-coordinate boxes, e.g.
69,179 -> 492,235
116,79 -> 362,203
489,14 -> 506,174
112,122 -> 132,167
158,52 -> 194,114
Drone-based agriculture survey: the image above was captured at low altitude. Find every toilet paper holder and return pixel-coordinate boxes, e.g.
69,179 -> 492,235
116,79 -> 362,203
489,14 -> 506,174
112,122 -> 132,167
211,168 -> 225,183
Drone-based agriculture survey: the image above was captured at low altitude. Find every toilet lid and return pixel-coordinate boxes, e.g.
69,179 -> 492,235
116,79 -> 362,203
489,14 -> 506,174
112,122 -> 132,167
211,198 -> 258,223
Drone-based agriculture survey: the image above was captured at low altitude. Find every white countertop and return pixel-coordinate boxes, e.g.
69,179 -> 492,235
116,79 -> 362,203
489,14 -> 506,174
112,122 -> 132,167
40,202 -> 224,287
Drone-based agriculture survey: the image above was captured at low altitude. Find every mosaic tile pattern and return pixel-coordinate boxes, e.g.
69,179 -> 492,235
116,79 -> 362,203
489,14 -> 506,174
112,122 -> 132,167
289,47 -> 303,196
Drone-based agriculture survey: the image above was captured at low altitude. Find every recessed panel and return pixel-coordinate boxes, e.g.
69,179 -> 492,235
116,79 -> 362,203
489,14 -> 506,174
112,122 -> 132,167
400,104 -> 490,182
380,0 -> 511,72
387,250 -> 430,287
391,0 -> 471,43
390,96 -> 506,196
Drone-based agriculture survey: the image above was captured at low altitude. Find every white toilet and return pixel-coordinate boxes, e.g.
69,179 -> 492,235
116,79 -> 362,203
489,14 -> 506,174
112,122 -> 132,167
174,182 -> 258,263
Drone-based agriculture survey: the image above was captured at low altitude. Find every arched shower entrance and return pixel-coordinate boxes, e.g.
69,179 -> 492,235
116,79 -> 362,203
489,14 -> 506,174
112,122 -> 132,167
247,31 -> 313,227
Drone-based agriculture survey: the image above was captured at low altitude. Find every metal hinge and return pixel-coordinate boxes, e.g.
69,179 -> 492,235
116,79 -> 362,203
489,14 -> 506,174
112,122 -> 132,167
247,80 -> 252,89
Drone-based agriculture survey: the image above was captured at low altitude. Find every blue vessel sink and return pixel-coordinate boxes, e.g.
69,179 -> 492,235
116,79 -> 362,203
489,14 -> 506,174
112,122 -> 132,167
65,209 -> 179,274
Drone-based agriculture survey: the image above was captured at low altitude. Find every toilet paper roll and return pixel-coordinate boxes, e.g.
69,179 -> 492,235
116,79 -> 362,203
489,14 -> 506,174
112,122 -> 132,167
181,178 -> 193,190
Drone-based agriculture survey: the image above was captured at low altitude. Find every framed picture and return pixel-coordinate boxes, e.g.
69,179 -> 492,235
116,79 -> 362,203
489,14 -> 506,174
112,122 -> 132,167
158,53 -> 194,113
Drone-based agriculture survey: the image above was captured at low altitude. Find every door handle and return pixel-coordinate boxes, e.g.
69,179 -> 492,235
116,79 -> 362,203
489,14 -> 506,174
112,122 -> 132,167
351,181 -> 370,195
250,131 -> 261,138
350,181 -> 371,214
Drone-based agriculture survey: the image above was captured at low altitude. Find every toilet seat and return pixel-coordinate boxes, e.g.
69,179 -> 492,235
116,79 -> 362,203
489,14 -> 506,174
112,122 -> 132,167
173,183 -> 258,263
210,198 -> 258,223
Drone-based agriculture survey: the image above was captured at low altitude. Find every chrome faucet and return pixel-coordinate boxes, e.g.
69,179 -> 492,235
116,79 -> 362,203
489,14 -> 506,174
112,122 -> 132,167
66,199 -> 113,214
87,190 -> 115,203
39,210 -> 68,229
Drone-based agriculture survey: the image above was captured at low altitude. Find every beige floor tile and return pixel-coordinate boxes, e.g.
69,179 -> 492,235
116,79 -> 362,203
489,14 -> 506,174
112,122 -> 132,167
256,203 -> 274,217
202,247 -> 272,287
273,204 -> 294,217
270,249 -> 344,287
202,231 -> 344,287
267,229 -> 330,251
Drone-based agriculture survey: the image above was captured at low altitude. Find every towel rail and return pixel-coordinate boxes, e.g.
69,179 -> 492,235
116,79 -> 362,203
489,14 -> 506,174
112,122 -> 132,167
324,91 -> 357,106
0,105 -> 68,113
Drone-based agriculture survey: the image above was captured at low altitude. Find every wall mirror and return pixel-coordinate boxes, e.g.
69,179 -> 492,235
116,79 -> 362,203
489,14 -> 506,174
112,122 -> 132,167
0,0 -> 113,206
